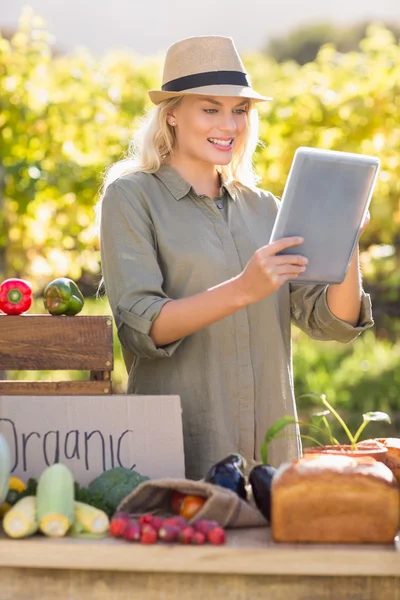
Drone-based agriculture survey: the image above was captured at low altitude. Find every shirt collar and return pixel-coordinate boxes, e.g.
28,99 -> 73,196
154,164 -> 237,202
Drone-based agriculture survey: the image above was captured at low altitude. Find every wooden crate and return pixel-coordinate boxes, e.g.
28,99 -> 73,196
0,314 -> 113,395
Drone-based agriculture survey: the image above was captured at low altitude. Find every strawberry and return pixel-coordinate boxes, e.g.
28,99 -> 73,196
140,523 -> 156,535
162,516 -> 187,529
150,516 -> 164,531
138,513 -> 154,525
123,519 -> 140,542
158,524 -> 181,542
109,515 -> 130,537
140,525 -> 158,544
193,520 -> 220,535
207,527 -> 226,545
191,531 -> 206,545
178,526 -> 195,544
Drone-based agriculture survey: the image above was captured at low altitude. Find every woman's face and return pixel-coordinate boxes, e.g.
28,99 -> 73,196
168,95 -> 249,166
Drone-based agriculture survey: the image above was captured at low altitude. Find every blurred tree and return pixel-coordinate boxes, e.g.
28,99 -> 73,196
1,12 -> 400,334
264,20 -> 400,64
0,8 -> 159,292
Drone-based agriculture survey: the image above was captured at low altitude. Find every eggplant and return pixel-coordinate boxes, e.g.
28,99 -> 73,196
249,464 -> 277,522
204,454 -> 247,500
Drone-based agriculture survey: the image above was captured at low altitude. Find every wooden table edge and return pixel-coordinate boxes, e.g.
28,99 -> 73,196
1,534 -> 400,576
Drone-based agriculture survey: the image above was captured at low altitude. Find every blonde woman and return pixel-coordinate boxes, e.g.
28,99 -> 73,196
97,36 -> 373,480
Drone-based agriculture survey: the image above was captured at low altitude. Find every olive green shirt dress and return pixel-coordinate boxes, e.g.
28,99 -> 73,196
100,164 -> 374,480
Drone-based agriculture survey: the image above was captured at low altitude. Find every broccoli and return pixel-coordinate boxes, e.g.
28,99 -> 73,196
83,467 -> 150,517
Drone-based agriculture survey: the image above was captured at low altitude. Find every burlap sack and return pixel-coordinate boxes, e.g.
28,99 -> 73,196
117,478 -> 267,528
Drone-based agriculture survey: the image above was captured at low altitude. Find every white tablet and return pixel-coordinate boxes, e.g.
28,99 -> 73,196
269,147 -> 380,285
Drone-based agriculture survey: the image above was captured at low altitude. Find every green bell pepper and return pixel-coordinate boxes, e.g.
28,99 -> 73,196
43,277 -> 84,315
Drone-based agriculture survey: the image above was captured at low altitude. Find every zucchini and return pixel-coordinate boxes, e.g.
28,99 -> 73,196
2,496 -> 39,538
37,463 -> 74,537
0,434 -> 11,506
74,500 -> 109,534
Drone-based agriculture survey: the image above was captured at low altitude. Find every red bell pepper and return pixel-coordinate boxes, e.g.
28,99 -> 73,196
0,278 -> 32,315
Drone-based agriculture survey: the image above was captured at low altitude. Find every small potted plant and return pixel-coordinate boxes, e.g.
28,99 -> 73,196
261,393 -> 390,463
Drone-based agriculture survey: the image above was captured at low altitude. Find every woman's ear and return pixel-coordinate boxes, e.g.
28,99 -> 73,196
167,113 -> 177,127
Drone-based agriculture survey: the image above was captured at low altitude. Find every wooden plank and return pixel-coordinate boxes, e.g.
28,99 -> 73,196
0,529 -> 400,576
0,568 -> 399,600
0,315 -> 113,371
0,380 -> 112,395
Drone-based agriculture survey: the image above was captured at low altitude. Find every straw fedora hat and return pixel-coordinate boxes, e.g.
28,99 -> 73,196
148,35 -> 272,105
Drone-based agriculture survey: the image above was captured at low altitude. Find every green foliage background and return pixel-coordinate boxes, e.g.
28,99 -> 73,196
2,10 -> 400,437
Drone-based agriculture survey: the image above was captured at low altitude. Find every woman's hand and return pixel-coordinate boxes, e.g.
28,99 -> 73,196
234,237 -> 308,306
149,236 -> 308,347
360,210 -> 370,236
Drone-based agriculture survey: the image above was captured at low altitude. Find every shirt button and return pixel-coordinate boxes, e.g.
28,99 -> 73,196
217,203 -> 223,209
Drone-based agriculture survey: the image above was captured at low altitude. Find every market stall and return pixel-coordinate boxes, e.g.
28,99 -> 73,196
1,314 -> 400,600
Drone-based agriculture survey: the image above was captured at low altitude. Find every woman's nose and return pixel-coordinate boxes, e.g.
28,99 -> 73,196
218,113 -> 237,133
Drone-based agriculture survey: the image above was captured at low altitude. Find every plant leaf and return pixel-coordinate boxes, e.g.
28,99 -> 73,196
260,416 -> 297,464
299,434 -> 326,447
363,411 -> 391,424
312,410 -> 331,418
311,410 -> 330,426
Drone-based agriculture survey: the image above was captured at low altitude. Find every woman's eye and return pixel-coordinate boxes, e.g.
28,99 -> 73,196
203,108 -> 248,114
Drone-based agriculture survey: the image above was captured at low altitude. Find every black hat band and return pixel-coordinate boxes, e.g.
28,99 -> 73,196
162,70 -> 250,92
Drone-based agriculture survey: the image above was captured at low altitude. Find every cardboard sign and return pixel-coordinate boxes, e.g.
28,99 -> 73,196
0,394 -> 185,485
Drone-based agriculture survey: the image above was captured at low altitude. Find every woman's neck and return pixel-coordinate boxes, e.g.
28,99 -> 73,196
165,155 -> 221,198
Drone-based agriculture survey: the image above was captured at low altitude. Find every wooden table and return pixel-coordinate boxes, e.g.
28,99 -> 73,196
1,528 -> 400,600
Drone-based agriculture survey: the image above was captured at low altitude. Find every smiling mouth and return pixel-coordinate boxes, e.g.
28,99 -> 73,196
207,138 -> 234,148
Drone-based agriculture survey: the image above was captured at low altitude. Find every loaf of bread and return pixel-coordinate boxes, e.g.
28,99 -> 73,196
370,438 -> 400,485
271,454 -> 399,543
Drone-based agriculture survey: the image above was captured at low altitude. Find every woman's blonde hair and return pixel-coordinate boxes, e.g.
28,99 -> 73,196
94,95 -> 260,295
95,96 -> 260,225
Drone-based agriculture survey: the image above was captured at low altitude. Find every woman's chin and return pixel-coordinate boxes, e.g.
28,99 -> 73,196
204,149 -> 233,166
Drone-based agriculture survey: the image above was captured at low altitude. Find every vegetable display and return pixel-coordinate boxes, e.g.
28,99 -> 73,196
110,512 -> 226,546
0,278 -> 32,315
204,453 -> 247,500
37,463 -> 75,537
86,467 -> 149,516
43,277 -> 84,316
170,490 -> 186,514
0,476 -> 26,517
1,466 -> 150,526
70,501 -> 110,537
3,497 -> 39,539
1,463 -> 111,540
248,465 -> 276,522
179,495 -> 206,520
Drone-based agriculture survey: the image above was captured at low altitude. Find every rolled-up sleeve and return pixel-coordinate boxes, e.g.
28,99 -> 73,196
290,283 -> 374,343
100,180 -> 183,359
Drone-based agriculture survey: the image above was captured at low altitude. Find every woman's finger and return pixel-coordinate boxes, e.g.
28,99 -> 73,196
268,254 -> 308,267
271,264 -> 306,277
261,263 -> 306,279
264,236 -> 304,256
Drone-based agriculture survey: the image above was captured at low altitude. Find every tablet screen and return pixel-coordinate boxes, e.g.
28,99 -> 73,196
269,147 -> 380,285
